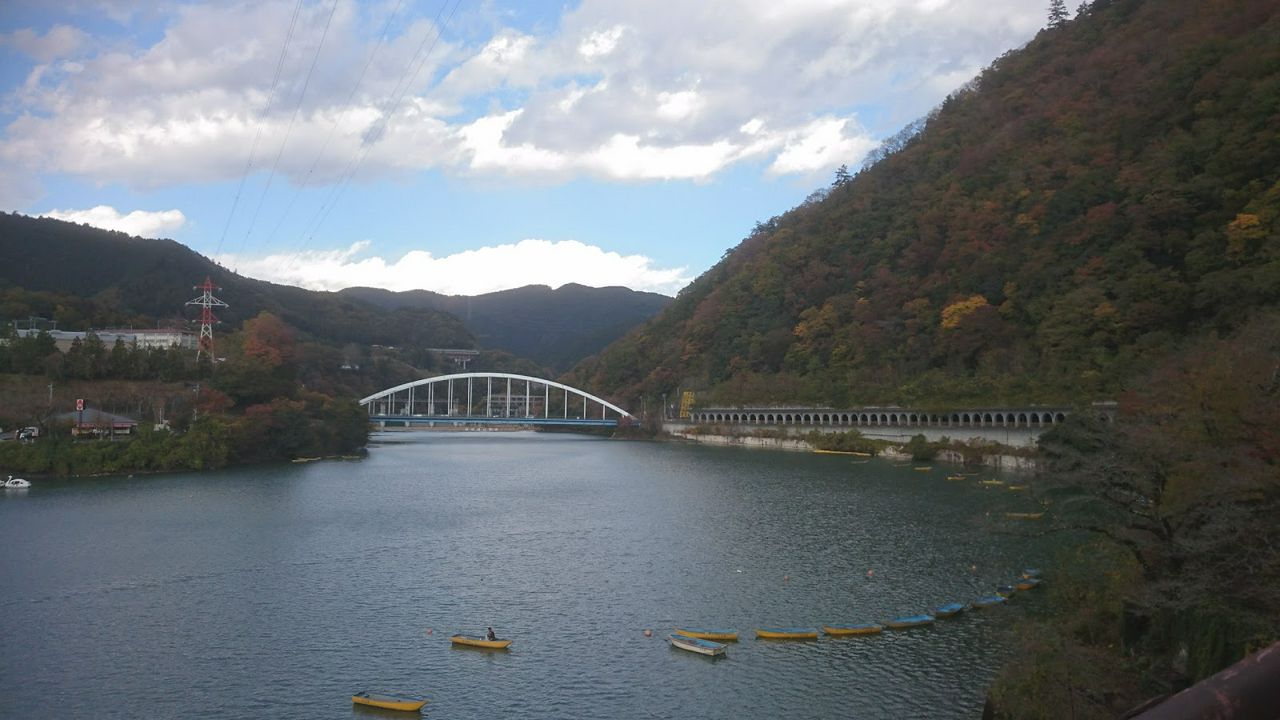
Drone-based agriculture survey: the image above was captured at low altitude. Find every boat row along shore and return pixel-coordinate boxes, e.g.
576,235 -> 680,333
355,569 -> 1044,710
665,568 -> 1043,658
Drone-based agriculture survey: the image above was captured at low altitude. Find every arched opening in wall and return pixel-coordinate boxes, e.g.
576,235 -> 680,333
983,413 -> 994,426
878,414 -> 887,424
859,414 -> 869,425
887,414 -> 898,425
962,413 -> 972,425
1017,413 -> 1027,427
951,414 -> 961,425
995,413 -> 1005,425
1031,413 -> 1042,426
1055,412 -> 1067,423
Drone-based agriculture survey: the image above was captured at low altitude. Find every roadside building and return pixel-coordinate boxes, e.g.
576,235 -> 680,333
55,408 -> 139,438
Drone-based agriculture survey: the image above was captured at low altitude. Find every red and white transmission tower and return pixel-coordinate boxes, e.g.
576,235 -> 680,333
186,276 -> 229,360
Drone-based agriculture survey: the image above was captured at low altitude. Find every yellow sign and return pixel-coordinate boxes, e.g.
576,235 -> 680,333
678,391 -> 694,419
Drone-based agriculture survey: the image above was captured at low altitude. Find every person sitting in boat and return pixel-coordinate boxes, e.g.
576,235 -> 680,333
486,627 -> 497,641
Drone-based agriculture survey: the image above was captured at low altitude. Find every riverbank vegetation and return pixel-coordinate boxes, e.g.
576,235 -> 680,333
0,312 -> 369,476
988,314 -> 1280,717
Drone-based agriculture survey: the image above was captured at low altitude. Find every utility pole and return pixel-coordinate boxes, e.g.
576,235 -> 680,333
193,382 -> 201,422
186,276 -> 229,361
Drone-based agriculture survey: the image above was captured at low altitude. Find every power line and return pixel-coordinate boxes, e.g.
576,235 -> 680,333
278,0 -> 462,278
257,0 -> 409,255
232,0 -> 341,261
213,0 -> 305,257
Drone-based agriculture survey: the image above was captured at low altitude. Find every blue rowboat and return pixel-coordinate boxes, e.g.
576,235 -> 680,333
885,615 -> 934,629
1022,568 -> 1042,579
669,634 -> 727,657
973,595 -> 1008,608
934,603 -> 967,618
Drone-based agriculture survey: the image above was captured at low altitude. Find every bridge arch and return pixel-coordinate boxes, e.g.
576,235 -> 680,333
359,372 -> 633,426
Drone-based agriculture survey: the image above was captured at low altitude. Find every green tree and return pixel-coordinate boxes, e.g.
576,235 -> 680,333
1048,0 -> 1070,29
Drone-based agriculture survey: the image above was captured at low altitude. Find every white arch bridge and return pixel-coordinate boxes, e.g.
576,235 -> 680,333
360,372 -> 635,428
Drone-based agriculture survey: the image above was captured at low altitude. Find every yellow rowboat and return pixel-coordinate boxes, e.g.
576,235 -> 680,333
1016,578 -> 1043,591
913,466 -> 933,471
450,634 -> 513,649
980,479 -> 1006,486
352,691 -> 427,712
1004,512 -> 1044,520
814,449 -> 872,457
1007,484 -> 1029,491
822,623 -> 883,636
946,474 -> 966,481
675,627 -> 739,642
755,627 -> 819,639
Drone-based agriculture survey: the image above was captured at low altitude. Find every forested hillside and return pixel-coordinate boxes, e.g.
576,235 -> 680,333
570,0 -> 1280,409
0,213 -> 473,351
341,284 -> 670,372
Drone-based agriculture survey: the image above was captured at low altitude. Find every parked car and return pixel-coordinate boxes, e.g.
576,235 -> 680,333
16,426 -> 39,440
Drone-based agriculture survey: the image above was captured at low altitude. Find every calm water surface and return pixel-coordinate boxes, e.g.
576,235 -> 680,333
0,432 -> 1058,719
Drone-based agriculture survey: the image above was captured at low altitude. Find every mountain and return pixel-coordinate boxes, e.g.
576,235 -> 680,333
568,0 -> 1280,409
339,284 -> 671,372
0,212 -> 473,350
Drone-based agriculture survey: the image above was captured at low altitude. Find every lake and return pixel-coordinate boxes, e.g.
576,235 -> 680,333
0,431 -> 1057,718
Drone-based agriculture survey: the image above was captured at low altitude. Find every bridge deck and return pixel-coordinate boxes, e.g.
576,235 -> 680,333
369,415 -> 619,427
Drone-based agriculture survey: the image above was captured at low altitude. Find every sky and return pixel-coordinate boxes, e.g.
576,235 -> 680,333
0,0 -> 1044,297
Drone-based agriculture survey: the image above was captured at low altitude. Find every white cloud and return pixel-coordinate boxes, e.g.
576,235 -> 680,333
578,25 -> 625,59
0,25 -> 86,63
217,239 -> 691,296
0,0 -> 1045,202
768,117 -> 880,175
39,205 -> 187,237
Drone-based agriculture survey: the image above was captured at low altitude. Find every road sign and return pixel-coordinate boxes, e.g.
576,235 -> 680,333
76,398 -> 84,411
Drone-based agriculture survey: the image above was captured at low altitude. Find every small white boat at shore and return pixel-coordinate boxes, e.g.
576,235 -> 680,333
669,634 -> 727,657
4,475 -> 30,489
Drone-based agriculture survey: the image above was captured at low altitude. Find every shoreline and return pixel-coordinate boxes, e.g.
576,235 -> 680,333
662,428 -> 1042,474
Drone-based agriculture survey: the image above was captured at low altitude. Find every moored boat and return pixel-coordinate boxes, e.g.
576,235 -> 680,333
669,634 -> 727,657
980,479 -> 1006,486
352,691 -> 427,711
4,475 -> 30,488
1015,577 -> 1042,591
450,634 -> 513,649
1004,511 -> 1044,520
1022,568 -> 1042,579
885,614 -> 935,629
755,627 -> 819,639
675,627 -> 738,642
814,449 -> 871,457
973,595 -> 1007,608
913,466 -> 933,471
946,474 -> 966,481
934,603 -> 967,618
822,623 -> 883,636
996,584 -> 1017,597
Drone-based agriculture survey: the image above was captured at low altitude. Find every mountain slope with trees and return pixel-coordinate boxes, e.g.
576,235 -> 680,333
569,0 -> 1280,411
340,284 -> 670,372
0,212 -> 474,352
